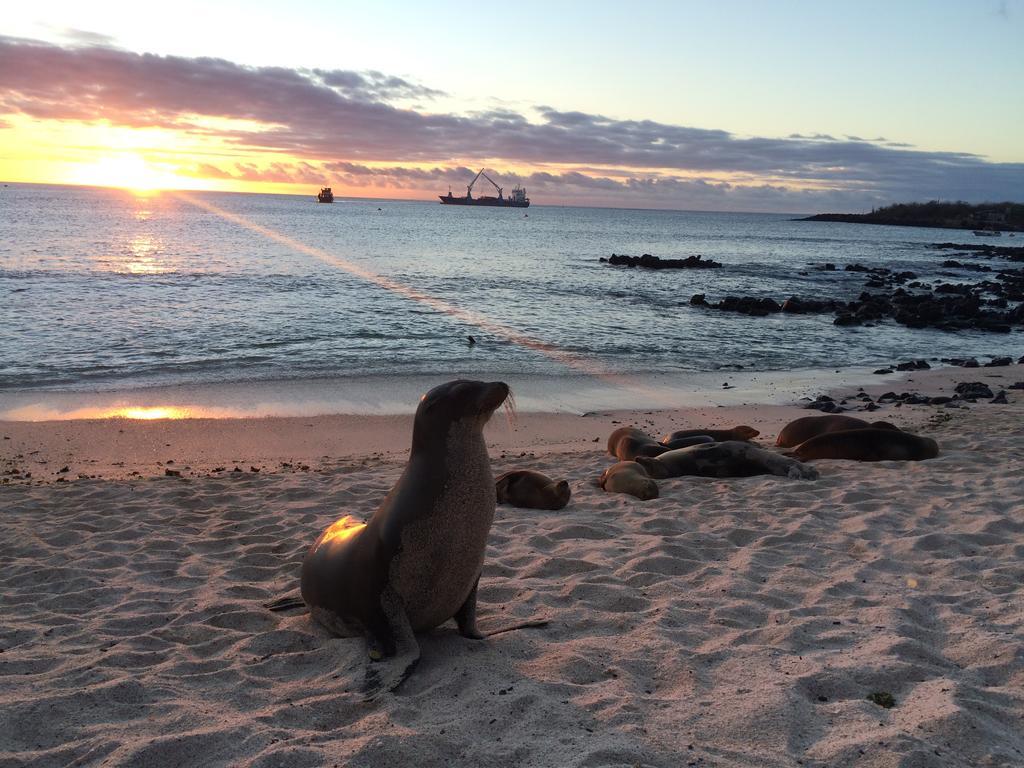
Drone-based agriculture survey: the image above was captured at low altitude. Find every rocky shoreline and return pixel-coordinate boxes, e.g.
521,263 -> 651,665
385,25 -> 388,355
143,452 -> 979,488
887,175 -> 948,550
802,355 -> 1022,415
687,242 -> 1024,333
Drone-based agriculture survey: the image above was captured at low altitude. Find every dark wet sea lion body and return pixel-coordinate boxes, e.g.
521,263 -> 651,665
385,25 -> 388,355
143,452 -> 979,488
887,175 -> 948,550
607,427 -> 669,461
599,461 -> 659,500
789,428 -> 938,462
636,441 -> 818,480
496,470 -> 571,510
300,379 -> 509,672
661,426 -> 759,445
775,415 -> 900,448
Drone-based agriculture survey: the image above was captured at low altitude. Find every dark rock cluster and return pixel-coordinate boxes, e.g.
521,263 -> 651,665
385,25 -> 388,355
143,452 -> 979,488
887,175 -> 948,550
803,382 -> 1011,413
895,360 -> 931,371
692,258 -> 1024,332
954,382 -> 995,399
689,294 -> 846,317
689,294 -> 776,316
937,356 -> 1022,368
779,297 -> 847,314
835,287 -> 1022,332
602,253 -> 722,269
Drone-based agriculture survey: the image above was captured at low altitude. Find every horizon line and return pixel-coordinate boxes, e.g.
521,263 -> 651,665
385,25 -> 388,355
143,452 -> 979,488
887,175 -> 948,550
0,179 -> 828,217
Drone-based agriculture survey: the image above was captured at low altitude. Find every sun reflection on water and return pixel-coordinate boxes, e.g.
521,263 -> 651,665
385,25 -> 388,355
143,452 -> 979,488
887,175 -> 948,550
114,406 -> 189,420
0,403 -> 247,421
123,234 -> 165,274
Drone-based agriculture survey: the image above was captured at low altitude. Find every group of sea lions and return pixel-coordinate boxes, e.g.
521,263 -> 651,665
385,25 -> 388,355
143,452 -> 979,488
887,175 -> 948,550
269,380 -> 939,698
600,424 -> 818,499
776,414 -> 939,461
598,414 -> 938,500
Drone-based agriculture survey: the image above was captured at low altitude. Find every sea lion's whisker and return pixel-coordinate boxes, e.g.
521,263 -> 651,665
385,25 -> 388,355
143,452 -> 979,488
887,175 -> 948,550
503,390 -> 518,429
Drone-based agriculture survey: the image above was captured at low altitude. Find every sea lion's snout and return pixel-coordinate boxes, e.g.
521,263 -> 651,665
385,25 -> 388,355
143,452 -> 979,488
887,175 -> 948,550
476,381 -> 510,414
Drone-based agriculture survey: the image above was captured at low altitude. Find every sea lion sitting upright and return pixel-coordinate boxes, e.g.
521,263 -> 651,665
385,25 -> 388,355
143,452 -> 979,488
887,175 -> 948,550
788,428 -> 938,462
636,441 -> 818,480
775,415 -> 900,448
496,470 -> 571,510
661,426 -> 759,446
299,379 -> 509,697
599,461 -> 659,500
607,427 -> 670,461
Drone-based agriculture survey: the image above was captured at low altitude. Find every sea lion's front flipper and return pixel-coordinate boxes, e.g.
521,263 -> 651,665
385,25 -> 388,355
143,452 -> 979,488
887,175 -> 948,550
454,576 -> 484,639
361,587 -> 420,702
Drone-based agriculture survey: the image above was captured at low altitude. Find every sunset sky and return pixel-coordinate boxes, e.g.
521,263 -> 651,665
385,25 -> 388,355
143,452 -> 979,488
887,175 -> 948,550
1,0 -> 1022,211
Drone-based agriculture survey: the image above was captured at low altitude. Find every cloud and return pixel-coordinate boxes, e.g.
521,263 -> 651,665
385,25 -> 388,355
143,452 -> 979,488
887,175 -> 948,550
313,69 -> 445,102
188,160 -> 322,183
0,35 -> 1021,210
56,28 -> 119,47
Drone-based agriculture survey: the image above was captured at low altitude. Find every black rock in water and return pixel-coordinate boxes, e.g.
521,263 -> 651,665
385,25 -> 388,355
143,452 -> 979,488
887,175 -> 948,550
606,253 -> 722,269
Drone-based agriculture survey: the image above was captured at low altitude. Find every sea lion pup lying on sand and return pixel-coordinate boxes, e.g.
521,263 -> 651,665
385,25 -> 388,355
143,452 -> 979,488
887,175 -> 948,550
268,380 -> 545,699
607,426 -> 672,461
661,425 -> 759,447
788,428 -> 939,462
636,441 -> 818,480
599,461 -> 659,500
775,415 -> 900,448
496,470 -> 571,510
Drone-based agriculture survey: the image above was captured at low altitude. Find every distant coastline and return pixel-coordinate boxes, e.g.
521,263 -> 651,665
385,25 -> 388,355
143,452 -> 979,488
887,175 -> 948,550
801,201 -> 1023,232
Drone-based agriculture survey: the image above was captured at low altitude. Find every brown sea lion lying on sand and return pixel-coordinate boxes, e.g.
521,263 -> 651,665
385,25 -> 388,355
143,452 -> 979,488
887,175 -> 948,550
661,425 -> 759,446
775,415 -> 900,448
496,470 -> 571,510
787,428 -> 939,462
598,461 -> 659,500
636,441 -> 818,480
607,427 -> 671,461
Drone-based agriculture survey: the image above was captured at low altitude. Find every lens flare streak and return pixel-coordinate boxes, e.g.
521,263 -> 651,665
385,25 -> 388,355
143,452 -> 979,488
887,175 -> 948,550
173,193 -> 680,408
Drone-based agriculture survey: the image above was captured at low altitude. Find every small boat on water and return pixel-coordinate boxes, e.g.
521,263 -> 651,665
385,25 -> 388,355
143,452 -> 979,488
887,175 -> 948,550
317,187 -> 334,203
973,229 -> 1000,237
440,169 -> 529,208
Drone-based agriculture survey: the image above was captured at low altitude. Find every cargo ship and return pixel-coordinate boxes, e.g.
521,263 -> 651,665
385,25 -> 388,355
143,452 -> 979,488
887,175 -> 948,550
439,169 -> 529,208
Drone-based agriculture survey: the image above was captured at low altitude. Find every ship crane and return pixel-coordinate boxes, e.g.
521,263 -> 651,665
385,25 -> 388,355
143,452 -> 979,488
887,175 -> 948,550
466,168 -> 504,199
466,168 -> 484,199
480,170 -> 503,199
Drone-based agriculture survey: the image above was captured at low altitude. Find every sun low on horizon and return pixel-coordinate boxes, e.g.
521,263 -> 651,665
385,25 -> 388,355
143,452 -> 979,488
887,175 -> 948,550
67,153 -> 186,193
0,3 -> 1021,210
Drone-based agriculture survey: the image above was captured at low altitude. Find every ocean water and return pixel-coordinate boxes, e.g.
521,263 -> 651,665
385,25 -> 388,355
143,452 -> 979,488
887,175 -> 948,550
1,184 -> 1021,416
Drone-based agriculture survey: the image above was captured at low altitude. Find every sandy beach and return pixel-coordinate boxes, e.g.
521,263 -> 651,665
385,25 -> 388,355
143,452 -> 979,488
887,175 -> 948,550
2,365 -> 1023,767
